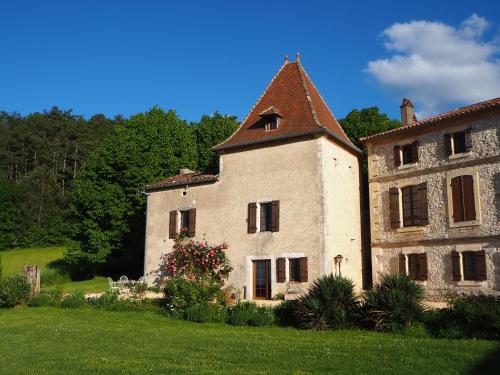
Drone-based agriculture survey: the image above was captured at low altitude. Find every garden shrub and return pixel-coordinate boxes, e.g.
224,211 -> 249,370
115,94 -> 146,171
162,277 -> 222,315
275,300 -> 300,327
184,303 -> 227,323
294,275 -> 360,330
362,274 -> 425,332
87,291 -> 161,313
61,289 -> 87,309
424,293 -> 500,340
131,282 -> 148,299
249,306 -> 276,327
228,301 -> 258,326
0,273 -> 31,308
27,294 -> 58,307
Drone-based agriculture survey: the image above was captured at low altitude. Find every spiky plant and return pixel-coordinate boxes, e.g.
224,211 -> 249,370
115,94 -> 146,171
294,274 -> 360,330
363,273 -> 425,332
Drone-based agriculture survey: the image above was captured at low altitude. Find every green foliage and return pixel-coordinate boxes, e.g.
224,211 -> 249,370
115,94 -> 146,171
131,282 -> 148,299
61,289 -> 87,308
67,108 -> 198,276
191,113 -> 238,173
0,273 -> 31,308
27,293 -> 59,307
362,274 -> 425,332
0,254 -> 3,279
184,303 -> 228,323
424,293 -> 500,340
162,277 -> 222,315
294,275 -> 360,330
275,300 -> 300,326
339,107 -> 400,150
87,291 -> 161,313
227,302 -> 275,326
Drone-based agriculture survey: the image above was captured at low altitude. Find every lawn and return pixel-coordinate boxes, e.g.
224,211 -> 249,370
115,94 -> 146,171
0,308 -> 498,374
0,246 -> 108,293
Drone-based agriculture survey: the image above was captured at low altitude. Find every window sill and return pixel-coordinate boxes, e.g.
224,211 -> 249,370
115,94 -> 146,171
449,220 -> 481,229
397,162 -> 417,171
448,152 -> 471,160
397,226 -> 425,233
456,280 -> 486,287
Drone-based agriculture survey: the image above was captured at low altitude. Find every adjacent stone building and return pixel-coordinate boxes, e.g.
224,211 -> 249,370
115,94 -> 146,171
143,56 -> 365,300
361,98 -> 500,299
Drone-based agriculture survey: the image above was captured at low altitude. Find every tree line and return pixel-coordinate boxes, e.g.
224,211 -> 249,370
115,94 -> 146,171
0,104 -> 398,278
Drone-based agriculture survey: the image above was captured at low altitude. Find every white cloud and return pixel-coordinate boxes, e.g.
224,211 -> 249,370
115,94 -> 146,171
367,14 -> 500,118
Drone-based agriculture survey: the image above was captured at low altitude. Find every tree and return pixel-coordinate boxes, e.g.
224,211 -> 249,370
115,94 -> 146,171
191,113 -> 238,173
67,108 -> 198,277
339,107 -> 400,150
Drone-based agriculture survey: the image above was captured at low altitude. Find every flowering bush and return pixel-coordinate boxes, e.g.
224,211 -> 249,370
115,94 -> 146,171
160,231 -> 232,284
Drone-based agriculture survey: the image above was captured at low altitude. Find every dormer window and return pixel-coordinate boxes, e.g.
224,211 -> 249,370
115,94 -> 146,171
259,106 -> 282,132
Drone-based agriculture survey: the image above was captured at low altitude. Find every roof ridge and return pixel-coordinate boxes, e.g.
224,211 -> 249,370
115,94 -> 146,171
297,61 -> 352,142
213,61 -> 289,149
295,60 -> 322,129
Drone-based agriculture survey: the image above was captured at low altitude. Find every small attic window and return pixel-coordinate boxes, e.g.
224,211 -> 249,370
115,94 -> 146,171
266,117 -> 279,131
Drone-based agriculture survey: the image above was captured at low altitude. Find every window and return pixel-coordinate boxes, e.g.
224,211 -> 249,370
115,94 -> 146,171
445,129 -> 472,156
180,210 -> 190,230
451,250 -> 487,281
289,259 -> 301,282
266,117 -> 278,131
399,253 -> 427,281
260,203 -> 273,232
450,175 -> 476,223
394,142 -> 418,167
402,186 -> 419,227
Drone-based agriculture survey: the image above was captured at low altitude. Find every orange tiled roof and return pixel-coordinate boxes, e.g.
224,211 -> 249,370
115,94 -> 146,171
361,97 -> 500,143
214,60 -> 358,154
145,172 -> 218,191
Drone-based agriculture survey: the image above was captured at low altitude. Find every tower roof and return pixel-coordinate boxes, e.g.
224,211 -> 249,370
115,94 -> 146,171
213,59 -> 359,154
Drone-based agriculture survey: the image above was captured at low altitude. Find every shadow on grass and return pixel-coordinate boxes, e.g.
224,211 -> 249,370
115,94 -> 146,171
468,347 -> 500,375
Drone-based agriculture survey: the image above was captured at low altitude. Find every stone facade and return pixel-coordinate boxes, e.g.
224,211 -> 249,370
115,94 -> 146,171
364,108 -> 500,299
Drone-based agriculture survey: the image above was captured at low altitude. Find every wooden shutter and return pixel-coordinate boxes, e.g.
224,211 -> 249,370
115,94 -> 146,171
418,253 -> 428,281
417,182 -> 428,226
271,200 -> 280,232
398,254 -> 406,274
451,176 -> 464,222
248,203 -> 257,233
393,145 -> 401,167
188,208 -> 196,237
299,257 -> 308,282
444,134 -> 452,156
474,250 -> 487,281
464,128 -> 472,152
276,258 -> 286,283
410,141 -> 419,162
169,211 -> 177,239
462,175 -> 476,221
451,251 -> 461,281
389,188 -> 401,229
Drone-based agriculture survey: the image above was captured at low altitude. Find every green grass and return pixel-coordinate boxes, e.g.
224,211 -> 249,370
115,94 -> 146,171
0,246 -> 108,294
0,308 -> 498,374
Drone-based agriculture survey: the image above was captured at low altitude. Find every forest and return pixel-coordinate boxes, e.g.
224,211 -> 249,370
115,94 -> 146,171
0,105 -> 399,277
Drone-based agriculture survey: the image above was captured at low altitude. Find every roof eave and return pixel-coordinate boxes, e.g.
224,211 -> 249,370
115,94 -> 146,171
144,176 -> 219,193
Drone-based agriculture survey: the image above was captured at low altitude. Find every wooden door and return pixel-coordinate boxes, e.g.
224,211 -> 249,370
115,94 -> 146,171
253,260 -> 271,300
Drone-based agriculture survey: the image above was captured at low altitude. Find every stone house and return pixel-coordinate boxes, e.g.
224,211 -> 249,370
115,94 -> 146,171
143,56 -> 365,300
361,98 -> 500,299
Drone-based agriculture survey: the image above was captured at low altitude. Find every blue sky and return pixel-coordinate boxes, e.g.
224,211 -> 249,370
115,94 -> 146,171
1,0 -> 499,122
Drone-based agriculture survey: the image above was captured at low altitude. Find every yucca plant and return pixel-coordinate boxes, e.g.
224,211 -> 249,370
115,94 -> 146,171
363,273 -> 425,332
294,274 -> 360,330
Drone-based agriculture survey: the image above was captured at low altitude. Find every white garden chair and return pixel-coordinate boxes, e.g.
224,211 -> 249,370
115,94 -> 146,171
108,277 -> 121,293
118,275 -> 129,288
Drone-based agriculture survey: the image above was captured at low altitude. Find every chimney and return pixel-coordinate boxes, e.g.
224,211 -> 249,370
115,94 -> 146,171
400,98 -> 416,126
179,168 -> 194,175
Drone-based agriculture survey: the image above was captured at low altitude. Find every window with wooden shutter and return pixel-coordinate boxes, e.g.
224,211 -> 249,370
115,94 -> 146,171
418,253 -> 428,281
464,128 -> 472,152
402,186 -> 419,227
408,254 -> 419,279
169,211 -> 178,239
410,141 -> 419,162
462,251 -> 476,281
394,145 -> 401,167
248,203 -> 257,233
444,134 -> 452,156
271,200 -> 280,232
180,210 -> 190,231
299,257 -> 308,282
188,208 -> 196,237
417,182 -> 429,225
276,258 -> 286,283
289,258 -> 300,282
399,253 -> 406,274
260,202 -> 273,232
451,251 -> 462,281
389,188 -> 401,229
451,175 -> 476,223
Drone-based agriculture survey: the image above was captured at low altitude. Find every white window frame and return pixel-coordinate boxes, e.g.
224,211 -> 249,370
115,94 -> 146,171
448,125 -> 472,160
397,139 -> 418,170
